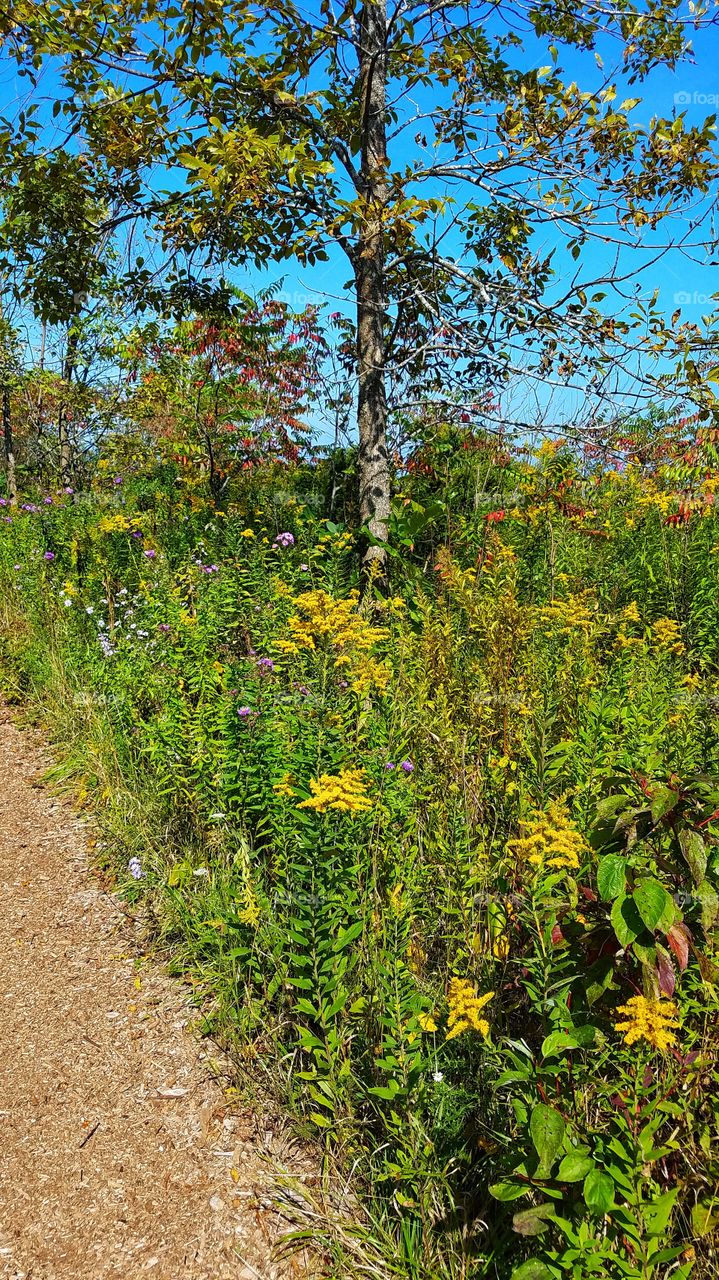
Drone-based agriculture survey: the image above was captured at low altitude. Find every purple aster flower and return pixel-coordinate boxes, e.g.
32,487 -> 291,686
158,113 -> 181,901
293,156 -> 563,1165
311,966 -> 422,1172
0,498 -> 6,506
128,856 -> 145,880
385,762 -> 396,771
299,563 -> 309,571
64,486 -> 74,495
44,496 -> 53,505
273,531 -> 295,548
113,476 -> 123,485
158,623 -> 171,633
400,759 -> 414,773
257,657 -> 275,674
143,548 -> 156,559
99,633 -> 115,658
131,530 -> 142,539
13,564 -> 21,571
43,551 -> 55,561
237,706 -> 253,718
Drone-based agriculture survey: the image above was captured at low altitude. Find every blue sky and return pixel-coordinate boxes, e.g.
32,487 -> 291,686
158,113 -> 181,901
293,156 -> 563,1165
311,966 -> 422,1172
1,4 -> 718,440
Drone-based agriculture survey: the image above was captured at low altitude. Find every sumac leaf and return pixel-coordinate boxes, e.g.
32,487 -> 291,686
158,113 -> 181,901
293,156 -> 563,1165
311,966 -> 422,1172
667,923 -> 690,971
656,949 -> 676,997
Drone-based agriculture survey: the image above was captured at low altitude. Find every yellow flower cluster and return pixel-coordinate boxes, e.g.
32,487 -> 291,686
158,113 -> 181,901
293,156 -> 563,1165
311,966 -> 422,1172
651,618 -> 685,655
97,512 -> 134,534
538,594 -> 597,637
276,589 -> 391,696
272,774 -> 296,798
297,768 -> 372,814
446,978 -> 494,1041
614,995 -> 680,1051
507,800 -> 588,871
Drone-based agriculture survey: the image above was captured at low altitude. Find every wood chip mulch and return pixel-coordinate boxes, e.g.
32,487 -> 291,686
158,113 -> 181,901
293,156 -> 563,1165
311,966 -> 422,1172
0,706 -> 317,1280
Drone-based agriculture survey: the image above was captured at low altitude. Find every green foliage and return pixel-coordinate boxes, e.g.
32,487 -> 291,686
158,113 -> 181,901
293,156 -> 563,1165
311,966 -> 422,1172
2,430 -> 719,1278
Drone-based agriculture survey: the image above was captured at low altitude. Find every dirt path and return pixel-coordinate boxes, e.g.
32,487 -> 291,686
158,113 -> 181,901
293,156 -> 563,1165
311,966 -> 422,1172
0,707 -> 313,1280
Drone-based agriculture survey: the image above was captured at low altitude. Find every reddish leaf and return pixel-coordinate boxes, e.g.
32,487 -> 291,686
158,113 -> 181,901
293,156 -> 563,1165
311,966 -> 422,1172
667,923 -> 690,972
551,924 -> 565,945
657,951 -> 676,997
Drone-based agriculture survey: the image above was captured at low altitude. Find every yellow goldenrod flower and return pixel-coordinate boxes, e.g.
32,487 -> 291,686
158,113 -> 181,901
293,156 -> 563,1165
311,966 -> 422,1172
446,978 -> 494,1041
651,618 -> 685,655
418,1012 -> 438,1033
614,995 -> 680,1051
273,775 -> 296,798
297,768 -> 372,814
507,800 -> 588,871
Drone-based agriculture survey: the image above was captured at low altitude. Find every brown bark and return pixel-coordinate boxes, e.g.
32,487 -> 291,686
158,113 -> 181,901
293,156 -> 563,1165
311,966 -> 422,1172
59,323 -> 79,484
356,0 -> 390,589
2,383 -> 16,503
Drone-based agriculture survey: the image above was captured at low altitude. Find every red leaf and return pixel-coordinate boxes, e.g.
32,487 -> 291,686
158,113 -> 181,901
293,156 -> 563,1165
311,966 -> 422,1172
551,924 -> 565,946
667,923 -> 690,972
657,951 -> 676,997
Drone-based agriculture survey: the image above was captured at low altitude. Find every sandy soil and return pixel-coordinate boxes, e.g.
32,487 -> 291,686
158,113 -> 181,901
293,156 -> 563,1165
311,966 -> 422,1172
0,705 -> 314,1280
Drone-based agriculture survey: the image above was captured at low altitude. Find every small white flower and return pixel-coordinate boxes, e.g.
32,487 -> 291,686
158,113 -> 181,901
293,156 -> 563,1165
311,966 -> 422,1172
432,1071 -> 444,1084
86,606 -> 94,615
193,867 -> 210,878
63,597 -> 73,607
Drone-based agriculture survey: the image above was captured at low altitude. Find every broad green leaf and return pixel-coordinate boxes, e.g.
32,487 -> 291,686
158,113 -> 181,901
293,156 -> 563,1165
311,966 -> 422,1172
680,830 -> 707,886
697,879 -> 719,930
633,879 -> 674,933
512,1204 -> 556,1236
583,1168 -> 615,1215
541,1030 -> 580,1058
650,786 -> 679,823
489,1180 -> 529,1201
530,1104 -> 565,1176
511,1262 -> 554,1280
558,1153 -> 595,1182
597,854 -> 627,901
611,894 -> 644,946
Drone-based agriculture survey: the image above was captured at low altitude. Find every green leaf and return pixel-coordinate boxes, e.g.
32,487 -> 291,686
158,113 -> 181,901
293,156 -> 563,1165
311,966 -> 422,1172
650,786 -> 679,823
643,1188 -> 679,1236
633,879 -> 674,933
511,1262 -> 554,1280
597,854 -> 627,900
512,1204 -> 556,1236
541,1030 -> 580,1058
541,1025 -> 595,1058
611,894 -> 644,946
691,1198 -> 719,1237
583,1168 -> 615,1215
558,1153 -> 595,1182
530,1104 -> 566,1176
697,879 -> 719,930
593,794 -> 629,825
680,830 -> 707,885
489,1180 -> 529,1201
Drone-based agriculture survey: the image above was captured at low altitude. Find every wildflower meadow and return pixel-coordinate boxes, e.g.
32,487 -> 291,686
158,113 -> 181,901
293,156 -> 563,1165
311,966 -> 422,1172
1,419 -> 718,1279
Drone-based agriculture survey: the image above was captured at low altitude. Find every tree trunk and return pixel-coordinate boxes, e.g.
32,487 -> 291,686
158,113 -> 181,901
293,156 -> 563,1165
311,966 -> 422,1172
356,0 -> 390,589
2,383 -> 16,503
59,322 -> 79,484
